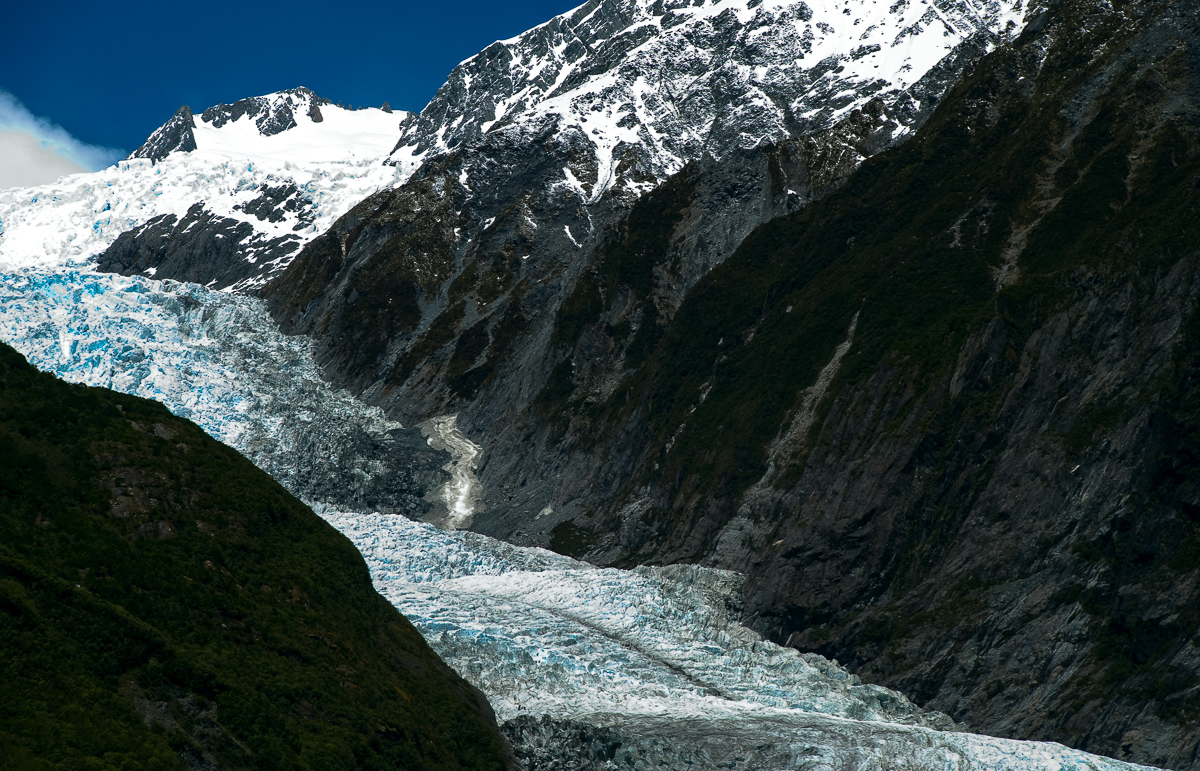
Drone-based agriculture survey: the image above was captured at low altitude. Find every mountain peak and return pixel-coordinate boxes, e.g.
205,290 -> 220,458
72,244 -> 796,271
127,104 -> 197,163
199,86 -> 332,136
1,88 -> 408,284
389,0 -> 1028,195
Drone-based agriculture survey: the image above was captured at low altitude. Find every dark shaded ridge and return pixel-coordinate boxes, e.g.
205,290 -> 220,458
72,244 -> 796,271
0,343 -> 514,770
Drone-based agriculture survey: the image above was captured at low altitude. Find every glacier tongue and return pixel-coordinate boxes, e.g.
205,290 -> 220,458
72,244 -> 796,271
328,506 -> 1153,771
0,264 -> 1156,770
325,506 -> 944,728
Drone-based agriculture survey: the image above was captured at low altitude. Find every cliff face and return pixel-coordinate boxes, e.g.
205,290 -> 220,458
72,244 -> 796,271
261,0 -> 1024,399
262,0 -> 1200,767
0,343 -> 513,770
263,0 -> 1013,535
549,0 -> 1199,765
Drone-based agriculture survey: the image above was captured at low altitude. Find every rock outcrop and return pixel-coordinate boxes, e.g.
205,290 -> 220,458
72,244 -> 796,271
128,104 -> 197,163
95,199 -> 309,290
199,86 -> 332,136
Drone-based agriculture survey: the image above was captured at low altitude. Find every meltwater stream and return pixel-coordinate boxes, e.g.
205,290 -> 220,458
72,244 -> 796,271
0,267 -> 1158,771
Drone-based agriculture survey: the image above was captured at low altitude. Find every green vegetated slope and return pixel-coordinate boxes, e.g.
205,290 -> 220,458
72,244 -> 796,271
536,0 -> 1200,766
0,343 -> 512,771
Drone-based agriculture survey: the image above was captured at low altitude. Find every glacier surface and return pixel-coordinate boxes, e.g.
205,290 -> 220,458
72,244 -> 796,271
0,264 -> 1157,770
0,267 -> 449,515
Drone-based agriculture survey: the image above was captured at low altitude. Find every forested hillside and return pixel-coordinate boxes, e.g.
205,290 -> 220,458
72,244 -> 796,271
0,343 -> 513,770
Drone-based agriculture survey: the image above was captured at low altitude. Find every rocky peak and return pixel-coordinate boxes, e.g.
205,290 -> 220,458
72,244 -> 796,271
125,87 -> 343,166
127,104 -> 197,163
199,85 -> 333,136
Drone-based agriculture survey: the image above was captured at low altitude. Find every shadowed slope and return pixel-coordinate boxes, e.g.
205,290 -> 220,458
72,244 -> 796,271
0,342 -> 513,771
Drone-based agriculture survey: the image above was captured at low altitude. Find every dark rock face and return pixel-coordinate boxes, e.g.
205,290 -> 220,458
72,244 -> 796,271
265,0 -> 1200,767
199,86 -> 331,136
264,0 -> 1020,536
95,201 -> 306,291
479,0 -> 1197,766
128,105 -> 197,163
264,96 -> 919,541
234,182 -> 315,229
263,14 -> 1001,464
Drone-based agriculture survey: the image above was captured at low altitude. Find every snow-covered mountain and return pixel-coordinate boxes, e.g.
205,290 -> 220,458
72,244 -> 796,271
0,0 -> 1031,303
390,0 -> 1027,198
0,87 -> 405,291
2,0 -> 1177,766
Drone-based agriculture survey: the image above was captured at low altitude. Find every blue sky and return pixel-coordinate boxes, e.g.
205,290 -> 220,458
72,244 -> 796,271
2,0 -> 581,162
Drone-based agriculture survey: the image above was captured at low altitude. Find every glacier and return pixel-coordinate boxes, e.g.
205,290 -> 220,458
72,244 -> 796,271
0,267 -> 448,516
0,263 -> 1159,771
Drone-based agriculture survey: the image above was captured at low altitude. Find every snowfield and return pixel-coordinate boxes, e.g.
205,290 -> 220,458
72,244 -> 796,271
0,99 -> 406,288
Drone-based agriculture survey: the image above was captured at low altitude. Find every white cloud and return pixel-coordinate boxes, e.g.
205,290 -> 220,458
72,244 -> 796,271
0,131 -> 87,188
0,90 -> 125,189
